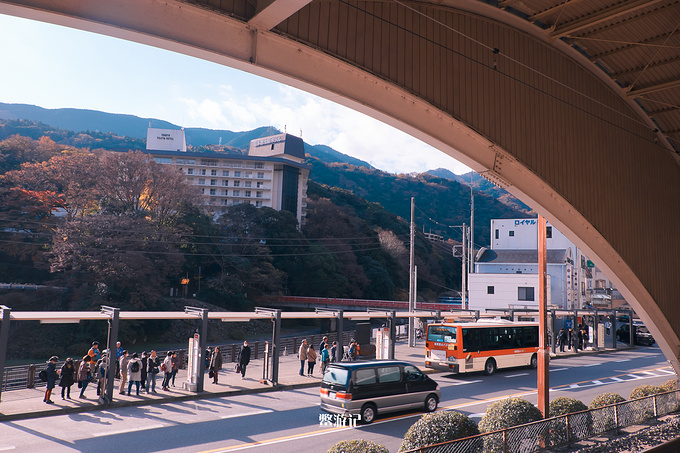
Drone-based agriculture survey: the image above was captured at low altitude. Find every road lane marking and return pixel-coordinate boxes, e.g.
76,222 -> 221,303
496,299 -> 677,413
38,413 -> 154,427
448,379 -> 482,386
0,447 -> 16,451
569,384 -> 580,389
505,373 -> 529,378
92,423 -> 165,437
550,368 -> 568,372
583,363 -> 599,367
610,377 -> 624,382
220,409 -> 273,419
614,359 -> 631,363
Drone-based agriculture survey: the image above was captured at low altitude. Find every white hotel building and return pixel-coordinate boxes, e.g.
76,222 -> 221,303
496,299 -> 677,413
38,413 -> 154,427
143,128 -> 311,225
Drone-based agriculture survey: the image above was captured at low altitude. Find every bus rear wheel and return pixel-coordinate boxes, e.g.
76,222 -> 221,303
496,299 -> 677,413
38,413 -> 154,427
484,358 -> 497,376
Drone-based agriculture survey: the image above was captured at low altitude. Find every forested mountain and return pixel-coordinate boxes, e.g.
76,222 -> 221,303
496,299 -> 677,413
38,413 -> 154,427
428,168 -> 534,215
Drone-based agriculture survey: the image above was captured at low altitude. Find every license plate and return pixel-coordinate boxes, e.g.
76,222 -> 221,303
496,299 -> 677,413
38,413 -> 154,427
329,392 -> 336,398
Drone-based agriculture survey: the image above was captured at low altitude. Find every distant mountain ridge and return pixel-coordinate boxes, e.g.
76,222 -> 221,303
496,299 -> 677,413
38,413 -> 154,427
0,102 -> 372,168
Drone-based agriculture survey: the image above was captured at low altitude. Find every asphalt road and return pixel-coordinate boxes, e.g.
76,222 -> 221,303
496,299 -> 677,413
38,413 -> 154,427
0,345 -> 673,453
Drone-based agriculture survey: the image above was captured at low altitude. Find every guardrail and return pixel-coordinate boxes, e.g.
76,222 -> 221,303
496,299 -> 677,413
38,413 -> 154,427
1,330 -> 356,392
404,389 -> 680,453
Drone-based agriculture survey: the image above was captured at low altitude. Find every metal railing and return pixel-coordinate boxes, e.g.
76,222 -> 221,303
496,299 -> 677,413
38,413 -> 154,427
404,390 -> 680,453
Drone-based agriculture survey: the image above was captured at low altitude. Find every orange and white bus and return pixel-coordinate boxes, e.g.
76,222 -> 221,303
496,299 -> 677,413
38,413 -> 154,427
425,321 -> 539,375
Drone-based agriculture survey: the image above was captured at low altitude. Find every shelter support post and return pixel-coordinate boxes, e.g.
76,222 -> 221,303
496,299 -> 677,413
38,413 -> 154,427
336,310 -> 344,362
551,310 -> 557,354
271,309 -> 281,385
198,309 -> 208,392
388,311 -> 396,360
0,306 -> 10,404
101,306 -> 119,406
613,311 -> 618,349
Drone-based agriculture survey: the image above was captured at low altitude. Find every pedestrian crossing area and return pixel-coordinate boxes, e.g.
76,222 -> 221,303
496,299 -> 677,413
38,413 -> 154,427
556,366 -> 676,390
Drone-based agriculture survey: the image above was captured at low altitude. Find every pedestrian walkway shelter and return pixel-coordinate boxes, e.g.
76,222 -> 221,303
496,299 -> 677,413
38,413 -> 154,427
0,305 -> 445,405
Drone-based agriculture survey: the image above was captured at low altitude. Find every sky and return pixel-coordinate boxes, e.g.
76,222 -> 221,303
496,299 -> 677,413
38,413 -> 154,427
0,14 -> 472,175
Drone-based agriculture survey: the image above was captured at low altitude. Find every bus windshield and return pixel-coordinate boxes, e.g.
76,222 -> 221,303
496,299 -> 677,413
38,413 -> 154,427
427,325 -> 456,343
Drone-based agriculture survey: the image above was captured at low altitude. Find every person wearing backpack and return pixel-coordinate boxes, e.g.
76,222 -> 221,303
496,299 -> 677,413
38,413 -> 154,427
320,344 -> 330,375
126,352 -> 142,396
43,355 -> 59,404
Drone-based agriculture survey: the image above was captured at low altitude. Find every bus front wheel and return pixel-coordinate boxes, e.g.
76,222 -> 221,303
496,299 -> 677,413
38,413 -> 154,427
484,358 -> 497,376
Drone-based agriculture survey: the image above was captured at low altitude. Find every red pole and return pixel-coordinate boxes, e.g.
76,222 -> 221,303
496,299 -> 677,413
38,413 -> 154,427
538,215 -> 549,418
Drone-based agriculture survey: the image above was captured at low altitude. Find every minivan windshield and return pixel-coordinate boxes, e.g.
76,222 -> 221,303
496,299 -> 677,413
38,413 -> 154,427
323,367 -> 350,386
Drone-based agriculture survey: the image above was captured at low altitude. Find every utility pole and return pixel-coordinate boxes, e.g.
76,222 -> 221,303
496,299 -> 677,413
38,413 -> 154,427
408,197 -> 416,347
470,180 -> 474,275
461,223 -> 467,309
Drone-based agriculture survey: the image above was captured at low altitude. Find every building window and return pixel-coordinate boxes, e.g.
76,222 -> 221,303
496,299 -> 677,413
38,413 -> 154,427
256,191 -> 263,198
509,231 -> 515,237
245,171 -> 252,178
210,179 -> 217,186
495,229 -> 499,239
234,171 -> 241,177
209,188 -> 216,195
245,191 -> 251,197
255,200 -> 263,207
255,163 -> 264,169
245,181 -> 252,188
200,169 -> 206,175
222,170 -> 229,176
257,172 -> 265,179
233,190 -> 240,197
233,181 -> 240,187
198,178 -> 205,185
154,157 -> 173,164
200,188 -> 205,194
546,226 -> 552,238
256,182 -> 263,188
187,168 -> 194,175
487,286 -> 494,294
222,180 -> 229,186
210,169 -> 216,176
518,287 -> 535,301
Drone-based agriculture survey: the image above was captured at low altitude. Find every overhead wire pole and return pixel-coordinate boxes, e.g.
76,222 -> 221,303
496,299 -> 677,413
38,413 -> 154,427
408,197 -> 416,347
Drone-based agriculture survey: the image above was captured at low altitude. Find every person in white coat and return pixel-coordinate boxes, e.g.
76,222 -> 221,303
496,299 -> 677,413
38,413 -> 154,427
126,353 -> 143,396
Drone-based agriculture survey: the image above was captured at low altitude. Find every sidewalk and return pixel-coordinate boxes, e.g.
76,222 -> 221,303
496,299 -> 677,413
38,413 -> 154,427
0,339 -> 632,422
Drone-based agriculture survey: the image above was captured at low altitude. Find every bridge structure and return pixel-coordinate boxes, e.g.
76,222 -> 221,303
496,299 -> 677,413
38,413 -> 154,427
0,0 -> 679,377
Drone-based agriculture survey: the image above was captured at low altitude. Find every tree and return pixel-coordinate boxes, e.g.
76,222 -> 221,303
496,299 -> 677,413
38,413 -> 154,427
49,215 -> 186,309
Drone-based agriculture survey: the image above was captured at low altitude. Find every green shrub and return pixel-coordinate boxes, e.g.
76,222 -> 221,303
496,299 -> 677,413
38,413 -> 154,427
327,440 -> 389,453
589,393 -> 625,433
548,397 -> 590,446
660,379 -> 678,392
399,411 -> 479,452
589,393 -> 626,409
629,384 -> 662,400
479,398 -> 543,453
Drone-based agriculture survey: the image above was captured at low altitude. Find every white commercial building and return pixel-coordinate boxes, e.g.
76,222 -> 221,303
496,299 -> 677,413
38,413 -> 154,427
143,129 -> 310,225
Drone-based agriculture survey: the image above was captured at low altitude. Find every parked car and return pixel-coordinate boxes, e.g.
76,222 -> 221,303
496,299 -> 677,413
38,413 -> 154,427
616,323 -> 655,346
320,360 -> 440,424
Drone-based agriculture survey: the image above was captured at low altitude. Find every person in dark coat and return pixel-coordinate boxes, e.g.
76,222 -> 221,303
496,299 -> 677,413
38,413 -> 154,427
210,346 -> 223,384
140,351 -> 148,392
59,357 -> 76,399
237,341 -> 251,380
558,328 -> 568,352
43,355 -> 59,404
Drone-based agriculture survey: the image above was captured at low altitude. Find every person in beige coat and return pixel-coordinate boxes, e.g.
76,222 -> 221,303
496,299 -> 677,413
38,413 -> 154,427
298,340 -> 307,376
306,345 -> 317,376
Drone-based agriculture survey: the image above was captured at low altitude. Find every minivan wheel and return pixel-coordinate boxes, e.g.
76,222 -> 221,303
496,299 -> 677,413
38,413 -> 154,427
425,394 -> 438,412
484,358 -> 497,376
360,403 -> 377,424
530,353 -> 538,369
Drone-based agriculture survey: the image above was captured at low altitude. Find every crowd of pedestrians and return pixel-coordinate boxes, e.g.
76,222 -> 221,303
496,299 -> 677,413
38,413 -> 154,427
557,326 -> 589,353
41,334 -> 350,404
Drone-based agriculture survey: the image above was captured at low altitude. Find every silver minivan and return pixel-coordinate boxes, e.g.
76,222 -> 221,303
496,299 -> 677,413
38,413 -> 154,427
320,360 -> 441,424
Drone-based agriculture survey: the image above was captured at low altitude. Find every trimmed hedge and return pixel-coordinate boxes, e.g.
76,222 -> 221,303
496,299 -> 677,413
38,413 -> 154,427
549,397 -> 590,445
660,379 -> 679,392
589,393 -> 626,409
327,440 -> 389,453
630,384 -> 662,400
399,411 -> 479,452
479,398 -> 543,432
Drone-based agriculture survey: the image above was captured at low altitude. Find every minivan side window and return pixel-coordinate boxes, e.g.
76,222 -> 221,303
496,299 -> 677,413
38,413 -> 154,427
377,366 -> 401,383
355,368 -> 377,386
403,365 -> 424,381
